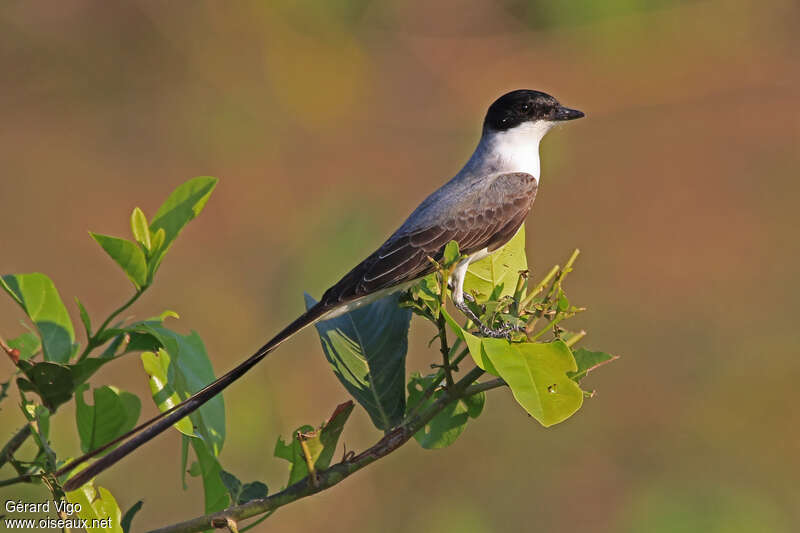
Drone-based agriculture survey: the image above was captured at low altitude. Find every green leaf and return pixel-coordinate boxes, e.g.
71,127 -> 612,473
140,349 -> 194,437
22,400 -> 50,444
304,293 -> 410,430
1,273 -> 76,363
90,233 -> 148,290
130,207 -> 151,251
239,481 -> 268,504
7,332 -> 41,361
21,399 -> 56,469
443,240 -> 461,266
123,331 -> 162,354
464,225 -> 527,302
120,500 -> 143,533
75,384 -> 141,455
95,312 -> 175,358
219,470 -> 243,503
441,309 -> 498,375
275,401 -> 354,486
219,470 -> 268,505
406,373 -> 484,449
76,298 -> 92,338
15,357 -> 116,410
406,274 -> 442,318
139,325 -> 225,454
66,481 -> 123,533
187,457 -> 202,477
462,389 -> 486,418
69,358 -> 114,386
481,339 -> 584,427
150,227 -> 166,255
442,307 -> 583,426
190,438 -> 229,514
17,361 -> 75,410
568,348 -> 619,383
557,290 -> 570,312
148,176 -> 218,275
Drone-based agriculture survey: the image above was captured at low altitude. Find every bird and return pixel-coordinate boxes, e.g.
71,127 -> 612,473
58,89 -> 584,490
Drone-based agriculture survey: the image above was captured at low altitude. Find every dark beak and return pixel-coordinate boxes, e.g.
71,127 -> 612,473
553,106 -> 585,121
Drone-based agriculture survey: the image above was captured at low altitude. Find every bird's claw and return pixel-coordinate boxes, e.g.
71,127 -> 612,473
454,300 -> 520,339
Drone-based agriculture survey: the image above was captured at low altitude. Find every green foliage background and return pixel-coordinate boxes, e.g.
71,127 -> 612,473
1,0 -> 798,531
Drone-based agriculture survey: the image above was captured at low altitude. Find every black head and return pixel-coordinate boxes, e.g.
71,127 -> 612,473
483,89 -> 584,132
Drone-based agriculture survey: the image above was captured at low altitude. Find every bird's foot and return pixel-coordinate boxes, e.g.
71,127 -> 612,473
454,300 -> 520,339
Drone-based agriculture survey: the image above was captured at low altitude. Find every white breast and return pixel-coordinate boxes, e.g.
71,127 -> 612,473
462,120 -> 554,180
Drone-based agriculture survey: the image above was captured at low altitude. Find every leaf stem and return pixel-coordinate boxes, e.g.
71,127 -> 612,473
565,330 -> 586,347
524,249 -> 581,337
562,248 -> 581,275
78,290 -> 143,361
519,264 -> 559,310
528,309 -> 584,342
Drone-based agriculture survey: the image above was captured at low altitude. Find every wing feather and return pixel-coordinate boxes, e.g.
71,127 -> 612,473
320,172 -> 538,306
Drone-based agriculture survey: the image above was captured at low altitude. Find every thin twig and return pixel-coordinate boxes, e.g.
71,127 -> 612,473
0,472 -> 39,487
0,425 -> 32,470
78,290 -> 143,361
525,249 -> 581,337
528,308 -> 585,342
405,348 -> 468,422
565,330 -> 586,348
436,313 -> 454,389
0,333 -> 19,363
462,378 -> 506,396
519,264 -> 559,310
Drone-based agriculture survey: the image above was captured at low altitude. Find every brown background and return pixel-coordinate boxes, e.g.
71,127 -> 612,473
1,1 -> 798,531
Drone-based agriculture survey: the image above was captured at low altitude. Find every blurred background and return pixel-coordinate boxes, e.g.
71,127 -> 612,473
1,1 -> 798,531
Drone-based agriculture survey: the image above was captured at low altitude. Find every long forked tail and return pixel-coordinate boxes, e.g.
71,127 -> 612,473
58,303 -> 330,492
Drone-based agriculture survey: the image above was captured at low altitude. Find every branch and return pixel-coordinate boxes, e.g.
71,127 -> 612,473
436,313 -> 454,388
0,425 -> 32,470
462,377 -> 506,396
148,366 -> 486,533
0,472 -> 38,487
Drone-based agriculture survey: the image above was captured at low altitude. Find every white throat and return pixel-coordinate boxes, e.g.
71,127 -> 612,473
463,120 -> 554,180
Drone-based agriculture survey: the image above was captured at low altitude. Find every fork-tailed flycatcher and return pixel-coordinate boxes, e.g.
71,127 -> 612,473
59,89 -> 584,490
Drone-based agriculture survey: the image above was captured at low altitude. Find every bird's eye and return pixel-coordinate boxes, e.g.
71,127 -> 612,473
518,103 -> 530,113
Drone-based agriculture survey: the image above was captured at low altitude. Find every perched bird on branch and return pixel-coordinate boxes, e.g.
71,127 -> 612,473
58,89 -> 584,491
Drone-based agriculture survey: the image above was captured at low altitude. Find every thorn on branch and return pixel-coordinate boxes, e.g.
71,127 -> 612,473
341,442 -> 356,463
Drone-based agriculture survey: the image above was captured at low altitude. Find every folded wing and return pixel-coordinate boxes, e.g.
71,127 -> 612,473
321,172 -> 538,306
